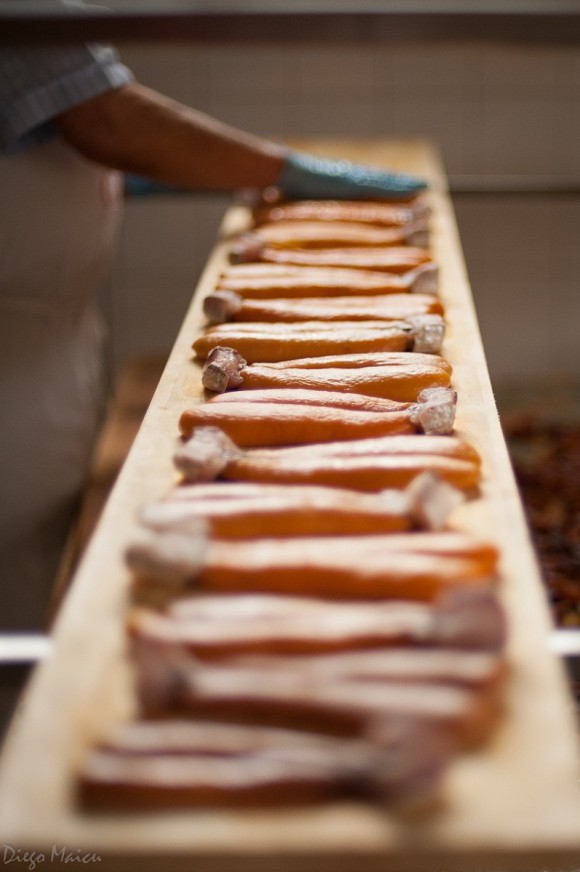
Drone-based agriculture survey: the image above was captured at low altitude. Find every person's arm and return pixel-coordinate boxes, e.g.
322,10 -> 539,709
2,39 -> 425,199
55,82 -> 286,191
55,80 -> 427,200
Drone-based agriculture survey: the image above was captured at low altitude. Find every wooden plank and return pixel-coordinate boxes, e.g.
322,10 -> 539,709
1,139 -> 579,871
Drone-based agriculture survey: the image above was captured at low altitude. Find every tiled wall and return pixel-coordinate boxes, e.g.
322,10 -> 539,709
106,39 -> 580,388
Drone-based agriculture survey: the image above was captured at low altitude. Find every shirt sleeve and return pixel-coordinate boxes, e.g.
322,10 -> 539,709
0,43 -> 134,152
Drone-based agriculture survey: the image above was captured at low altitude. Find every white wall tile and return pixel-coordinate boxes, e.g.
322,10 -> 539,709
105,282 -> 193,373
112,199 -> 213,289
379,42 -> 471,103
119,44 -> 200,105
480,99 -> 560,177
298,44 -> 377,98
481,45 -> 561,102
297,97 -> 378,138
204,45 -> 299,105
471,274 -> 580,384
550,98 -> 580,178
202,99 -> 300,140
383,99 -> 471,174
453,195 -> 580,384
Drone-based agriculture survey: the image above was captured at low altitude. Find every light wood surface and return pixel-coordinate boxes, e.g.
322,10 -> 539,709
1,140 -> 579,871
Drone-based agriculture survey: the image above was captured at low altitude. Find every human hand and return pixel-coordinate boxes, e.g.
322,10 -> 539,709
276,150 -> 427,201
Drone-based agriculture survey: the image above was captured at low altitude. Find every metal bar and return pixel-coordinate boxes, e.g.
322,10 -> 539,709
7,1 -> 580,12
549,630 -> 580,689
0,636 -> 52,666
549,629 -> 580,659
3,8 -> 580,44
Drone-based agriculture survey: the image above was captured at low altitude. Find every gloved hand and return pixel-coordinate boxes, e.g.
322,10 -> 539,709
276,150 -> 427,201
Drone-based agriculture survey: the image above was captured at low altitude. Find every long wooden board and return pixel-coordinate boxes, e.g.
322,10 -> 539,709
1,140 -> 579,871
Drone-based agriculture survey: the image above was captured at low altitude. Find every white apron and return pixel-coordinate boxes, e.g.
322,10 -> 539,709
0,139 -> 122,629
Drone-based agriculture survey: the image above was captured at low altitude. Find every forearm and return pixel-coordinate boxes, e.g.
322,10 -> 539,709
55,80 -> 427,200
55,82 -> 286,191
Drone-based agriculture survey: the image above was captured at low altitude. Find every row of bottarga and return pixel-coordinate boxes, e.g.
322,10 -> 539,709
77,195 -> 508,816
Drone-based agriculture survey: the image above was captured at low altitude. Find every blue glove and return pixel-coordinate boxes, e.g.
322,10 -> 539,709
277,150 -> 427,201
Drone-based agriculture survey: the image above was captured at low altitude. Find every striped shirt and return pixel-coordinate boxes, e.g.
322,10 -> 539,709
0,42 -> 134,152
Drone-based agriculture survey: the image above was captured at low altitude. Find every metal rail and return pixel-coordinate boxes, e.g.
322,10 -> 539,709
0,631 -> 578,664
4,1 -> 580,44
